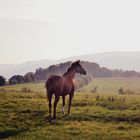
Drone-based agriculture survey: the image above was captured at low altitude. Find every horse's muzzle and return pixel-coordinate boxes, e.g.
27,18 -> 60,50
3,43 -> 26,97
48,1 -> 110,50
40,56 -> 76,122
82,70 -> 86,75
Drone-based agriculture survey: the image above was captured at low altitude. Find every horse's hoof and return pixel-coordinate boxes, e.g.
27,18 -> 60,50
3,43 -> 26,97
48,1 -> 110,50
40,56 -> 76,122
44,116 -> 52,122
68,112 -> 70,115
52,116 -> 56,120
45,116 -> 51,119
49,117 -> 53,121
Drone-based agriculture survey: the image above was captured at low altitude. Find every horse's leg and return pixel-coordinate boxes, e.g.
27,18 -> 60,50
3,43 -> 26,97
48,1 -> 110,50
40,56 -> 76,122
48,93 -> 53,119
62,95 -> 65,114
68,92 -> 74,114
53,95 -> 59,119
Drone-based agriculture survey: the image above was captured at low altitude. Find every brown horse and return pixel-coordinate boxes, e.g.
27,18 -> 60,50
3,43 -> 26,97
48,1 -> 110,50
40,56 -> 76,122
46,60 -> 86,119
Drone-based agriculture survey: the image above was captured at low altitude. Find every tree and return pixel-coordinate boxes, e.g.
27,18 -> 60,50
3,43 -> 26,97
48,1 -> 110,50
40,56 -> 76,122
0,76 -> 6,86
9,75 -> 25,85
24,72 -> 35,82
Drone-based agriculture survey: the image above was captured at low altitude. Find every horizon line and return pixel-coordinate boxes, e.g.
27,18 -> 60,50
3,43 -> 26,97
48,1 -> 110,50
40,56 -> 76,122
1,50 -> 140,65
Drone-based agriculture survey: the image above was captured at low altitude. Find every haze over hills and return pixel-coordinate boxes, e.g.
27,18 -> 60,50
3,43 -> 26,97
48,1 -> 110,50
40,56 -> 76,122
0,60 -> 58,79
1,52 -> 140,79
65,52 -> 140,71
0,64 -> 15,72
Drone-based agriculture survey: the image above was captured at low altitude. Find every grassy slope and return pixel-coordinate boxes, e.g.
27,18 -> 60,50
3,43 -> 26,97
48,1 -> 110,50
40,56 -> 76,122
0,78 -> 140,140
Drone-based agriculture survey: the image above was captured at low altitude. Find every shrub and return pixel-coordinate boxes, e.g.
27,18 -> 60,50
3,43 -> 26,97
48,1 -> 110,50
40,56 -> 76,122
9,75 -> 25,85
0,76 -> 6,86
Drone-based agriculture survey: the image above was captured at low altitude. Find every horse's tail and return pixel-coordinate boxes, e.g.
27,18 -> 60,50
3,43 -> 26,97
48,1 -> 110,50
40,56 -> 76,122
45,82 -> 49,101
46,91 -> 50,101
45,79 -> 52,101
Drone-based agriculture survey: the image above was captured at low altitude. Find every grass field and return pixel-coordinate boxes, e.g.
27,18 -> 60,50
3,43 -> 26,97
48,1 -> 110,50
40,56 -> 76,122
0,78 -> 140,140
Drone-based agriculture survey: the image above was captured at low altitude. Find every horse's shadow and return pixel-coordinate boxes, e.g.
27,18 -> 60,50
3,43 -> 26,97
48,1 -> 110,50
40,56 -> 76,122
0,110 -> 47,139
44,111 -> 74,124
0,110 -> 74,139
0,129 -> 28,139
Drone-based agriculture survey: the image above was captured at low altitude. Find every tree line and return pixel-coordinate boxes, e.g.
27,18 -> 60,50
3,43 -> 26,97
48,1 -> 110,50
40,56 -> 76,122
1,61 -> 140,86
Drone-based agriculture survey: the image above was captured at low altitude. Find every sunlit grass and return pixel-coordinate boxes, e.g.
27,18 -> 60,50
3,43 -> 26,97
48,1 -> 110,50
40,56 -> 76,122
0,78 -> 140,140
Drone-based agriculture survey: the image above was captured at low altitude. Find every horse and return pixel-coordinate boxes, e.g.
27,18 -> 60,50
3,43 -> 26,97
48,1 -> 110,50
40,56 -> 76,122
45,60 -> 86,119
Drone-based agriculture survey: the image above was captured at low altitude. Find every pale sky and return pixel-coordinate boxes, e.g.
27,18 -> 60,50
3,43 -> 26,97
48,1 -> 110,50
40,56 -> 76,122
0,0 -> 140,64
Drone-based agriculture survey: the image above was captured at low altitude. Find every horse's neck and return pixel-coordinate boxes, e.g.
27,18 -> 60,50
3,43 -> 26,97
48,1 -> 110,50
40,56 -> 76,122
63,69 -> 76,80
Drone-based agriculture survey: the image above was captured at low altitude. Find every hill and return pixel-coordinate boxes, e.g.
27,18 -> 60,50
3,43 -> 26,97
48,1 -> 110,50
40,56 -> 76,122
1,52 -> 140,78
8,60 -> 140,86
0,60 -> 57,79
0,64 -> 15,72
33,61 -> 140,81
65,52 -> 140,71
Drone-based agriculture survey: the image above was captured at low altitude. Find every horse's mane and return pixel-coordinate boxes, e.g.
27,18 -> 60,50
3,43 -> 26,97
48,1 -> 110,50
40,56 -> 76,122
63,67 -> 72,76
63,61 -> 80,76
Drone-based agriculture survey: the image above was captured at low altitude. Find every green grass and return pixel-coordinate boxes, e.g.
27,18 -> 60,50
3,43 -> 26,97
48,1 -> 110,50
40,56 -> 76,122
0,78 -> 140,140
1,82 -> 46,92
82,78 -> 140,94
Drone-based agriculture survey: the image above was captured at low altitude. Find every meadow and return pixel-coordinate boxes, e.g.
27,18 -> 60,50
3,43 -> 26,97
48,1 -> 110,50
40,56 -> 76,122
0,78 -> 140,140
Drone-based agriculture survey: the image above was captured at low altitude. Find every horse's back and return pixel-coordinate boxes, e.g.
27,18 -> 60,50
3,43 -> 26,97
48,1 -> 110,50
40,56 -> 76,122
46,75 -> 64,94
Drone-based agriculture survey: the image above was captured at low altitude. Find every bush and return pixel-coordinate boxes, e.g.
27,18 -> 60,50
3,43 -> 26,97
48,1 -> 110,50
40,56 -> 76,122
0,76 -> 6,86
9,75 -> 25,85
24,72 -> 35,83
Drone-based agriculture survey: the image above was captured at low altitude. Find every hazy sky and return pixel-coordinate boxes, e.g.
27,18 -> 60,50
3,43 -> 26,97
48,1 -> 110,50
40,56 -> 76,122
0,0 -> 140,64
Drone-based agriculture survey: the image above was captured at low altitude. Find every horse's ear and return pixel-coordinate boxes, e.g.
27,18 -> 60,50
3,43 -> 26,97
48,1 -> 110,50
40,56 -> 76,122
72,60 -> 80,66
76,60 -> 80,63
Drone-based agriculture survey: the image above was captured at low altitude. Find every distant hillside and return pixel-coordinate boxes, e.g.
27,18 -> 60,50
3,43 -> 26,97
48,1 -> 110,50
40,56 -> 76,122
33,61 -> 140,81
0,64 -> 15,72
8,61 -> 94,88
1,52 -> 140,78
0,60 -> 58,79
65,52 -> 140,71
4,60 -> 140,86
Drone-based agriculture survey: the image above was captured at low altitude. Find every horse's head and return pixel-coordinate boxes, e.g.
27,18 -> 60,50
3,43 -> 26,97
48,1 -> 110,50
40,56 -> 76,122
71,60 -> 86,75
